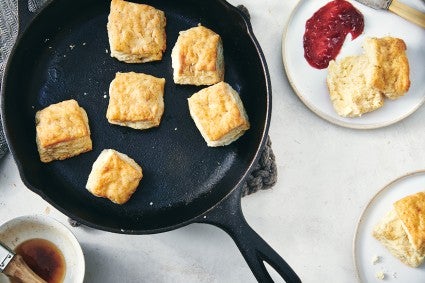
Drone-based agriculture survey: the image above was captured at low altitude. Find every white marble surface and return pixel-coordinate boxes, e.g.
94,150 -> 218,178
1,0 -> 425,282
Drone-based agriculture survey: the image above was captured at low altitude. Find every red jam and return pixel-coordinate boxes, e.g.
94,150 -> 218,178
303,0 -> 364,69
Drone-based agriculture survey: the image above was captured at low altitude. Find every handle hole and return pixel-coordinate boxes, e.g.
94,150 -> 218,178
265,261 -> 289,283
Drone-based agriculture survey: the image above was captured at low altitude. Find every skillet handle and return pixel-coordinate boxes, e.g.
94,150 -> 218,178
197,188 -> 301,283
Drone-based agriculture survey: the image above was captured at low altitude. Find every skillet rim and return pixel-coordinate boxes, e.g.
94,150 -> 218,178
0,0 -> 272,234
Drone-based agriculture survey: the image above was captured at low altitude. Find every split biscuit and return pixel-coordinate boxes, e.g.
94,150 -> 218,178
86,149 -> 143,205
107,0 -> 166,63
326,36 -> 410,117
393,192 -> 425,255
363,37 -> 410,99
35,99 -> 92,163
373,191 -> 425,267
106,72 -> 165,130
171,24 -> 224,85
327,56 -> 384,117
188,82 -> 250,147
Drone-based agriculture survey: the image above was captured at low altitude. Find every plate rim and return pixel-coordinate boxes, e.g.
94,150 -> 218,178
352,169 -> 425,282
281,0 -> 425,130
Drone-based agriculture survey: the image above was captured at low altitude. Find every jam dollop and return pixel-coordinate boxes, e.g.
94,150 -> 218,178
303,0 -> 364,69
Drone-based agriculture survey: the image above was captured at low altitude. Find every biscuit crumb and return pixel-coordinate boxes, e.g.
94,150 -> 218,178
105,49 -> 109,53
103,95 -> 107,99
69,44 -> 75,50
375,271 -> 385,280
392,272 -> 397,278
82,42 -> 86,46
372,255 -> 380,265
149,202 -> 153,206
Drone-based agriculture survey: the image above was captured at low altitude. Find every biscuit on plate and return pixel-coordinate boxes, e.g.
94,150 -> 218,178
327,56 -> 384,117
394,192 -> 425,255
372,191 -> 425,267
86,149 -> 143,204
171,24 -> 224,85
107,0 -> 166,63
35,99 -> 92,163
106,72 -> 165,129
363,37 -> 410,99
187,82 -> 249,147
326,36 -> 410,117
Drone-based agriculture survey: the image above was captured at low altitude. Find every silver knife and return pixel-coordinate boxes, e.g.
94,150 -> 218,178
355,0 -> 425,28
0,241 -> 46,283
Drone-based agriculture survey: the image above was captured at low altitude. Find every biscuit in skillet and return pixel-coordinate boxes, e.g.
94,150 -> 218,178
86,149 -> 143,205
187,82 -> 250,147
35,99 -> 92,163
171,24 -> 224,86
107,0 -> 166,63
106,72 -> 165,130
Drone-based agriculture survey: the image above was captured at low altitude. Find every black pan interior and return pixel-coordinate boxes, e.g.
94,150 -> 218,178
1,0 -> 270,233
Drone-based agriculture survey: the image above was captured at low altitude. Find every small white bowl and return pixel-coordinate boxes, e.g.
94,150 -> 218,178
0,215 -> 85,283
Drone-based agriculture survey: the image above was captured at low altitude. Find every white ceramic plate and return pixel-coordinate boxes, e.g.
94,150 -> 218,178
0,215 -> 85,283
354,170 -> 425,282
282,0 -> 425,129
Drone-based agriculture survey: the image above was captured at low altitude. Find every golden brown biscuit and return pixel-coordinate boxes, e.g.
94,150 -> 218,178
106,72 -> 165,129
35,99 -> 92,163
171,24 -> 224,85
187,82 -> 250,147
326,36 -> 410,117
107,0 -> 166,63
372,209 -> 425,267
373,191 -> 425,267
86,149 -> 143,204
394,192 -> 425,255
363,37 -> 410,99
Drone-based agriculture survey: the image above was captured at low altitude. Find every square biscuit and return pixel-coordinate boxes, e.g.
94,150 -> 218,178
187,82 -> 250,147
171,24 -> 224,86
86,149 -> 143,204
35,99 -> 92,163
363,37 -> 410,99
106,72 -> 165,129
107,0 -> 166,63
394,191 -> 425,255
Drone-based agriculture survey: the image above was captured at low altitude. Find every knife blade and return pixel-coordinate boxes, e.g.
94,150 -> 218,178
0,241 -> 46,283
355,0 -> 425,28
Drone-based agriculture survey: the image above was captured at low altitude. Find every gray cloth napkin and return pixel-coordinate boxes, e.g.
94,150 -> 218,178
0,0 -> 19,159
0,0 -> 45,159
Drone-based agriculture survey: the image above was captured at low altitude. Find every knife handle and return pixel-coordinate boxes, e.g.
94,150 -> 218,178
3,254 -> 47,283
389,0 -> 425,28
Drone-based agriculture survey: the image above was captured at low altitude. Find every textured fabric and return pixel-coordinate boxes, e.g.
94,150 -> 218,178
0,115 -> 8,158
242,137 -> 277,196
0,1 -> 277,199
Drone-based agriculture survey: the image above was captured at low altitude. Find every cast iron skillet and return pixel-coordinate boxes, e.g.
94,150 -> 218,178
1,0 -> 301,281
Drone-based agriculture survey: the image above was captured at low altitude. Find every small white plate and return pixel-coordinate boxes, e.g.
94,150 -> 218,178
353,170 -> 425,282
0,215 -> 85,283
282,0 -> 425,129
